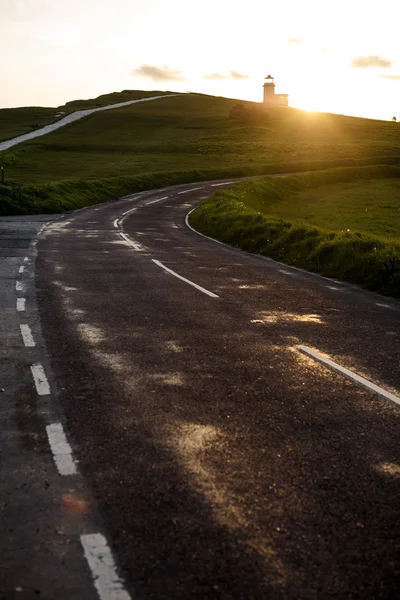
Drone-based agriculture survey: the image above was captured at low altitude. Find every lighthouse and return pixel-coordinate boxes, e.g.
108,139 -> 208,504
263,75 -> 289,106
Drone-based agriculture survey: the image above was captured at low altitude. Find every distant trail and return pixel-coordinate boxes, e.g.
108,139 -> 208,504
0,94 -> 181,153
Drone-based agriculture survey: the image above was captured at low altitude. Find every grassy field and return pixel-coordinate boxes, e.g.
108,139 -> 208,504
0,107 -> 65,143
0,90 -> 174,143
269,178 -> 400,239
1,94 -> 399,187
189,166 -> 400,298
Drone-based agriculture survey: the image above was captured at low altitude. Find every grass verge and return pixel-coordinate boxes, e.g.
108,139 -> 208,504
189,165 -> 400,298
0,167 -> 251,215
3,158 -> 399,217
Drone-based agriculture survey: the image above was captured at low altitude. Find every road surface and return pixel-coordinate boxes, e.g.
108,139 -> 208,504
0,94 -> 180,152
2,179 -> 400,598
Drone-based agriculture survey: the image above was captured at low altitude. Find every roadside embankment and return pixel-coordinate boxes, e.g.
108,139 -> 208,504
189,165 -> 400,298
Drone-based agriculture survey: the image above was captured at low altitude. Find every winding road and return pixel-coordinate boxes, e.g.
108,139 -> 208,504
2,179 -> 400,599
0,94 -> 180,152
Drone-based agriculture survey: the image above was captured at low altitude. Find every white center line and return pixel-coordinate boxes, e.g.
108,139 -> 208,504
147,196 -> 169,205
119,232 -> 145,252
152,259 -> 219,298
210,181 -> 235,187
19,265 -> 25,274
297,345 -> 400,407
376,302 -> 393,309
178,187 -> 203,195
16,281 -> 24,292
20,324 -> 35,347
30,363 -> 51,396
24,257 -> 30,263
81,533 -> 132,600
46,422 -> 78,475
121,207 -> 137,217
17,298 -> 26,312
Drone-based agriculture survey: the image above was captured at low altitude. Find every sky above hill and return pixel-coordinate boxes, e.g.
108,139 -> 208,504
1,0 -> 400,121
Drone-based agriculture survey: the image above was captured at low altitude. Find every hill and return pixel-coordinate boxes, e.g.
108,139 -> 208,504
0,90 -> 175,143
0,91 -> 399,215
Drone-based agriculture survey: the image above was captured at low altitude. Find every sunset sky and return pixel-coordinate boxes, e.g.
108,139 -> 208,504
1,0 -> 400,121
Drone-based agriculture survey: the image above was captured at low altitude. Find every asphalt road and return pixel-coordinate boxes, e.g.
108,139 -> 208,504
5,179 -> 400,599
0,216 -> 101,600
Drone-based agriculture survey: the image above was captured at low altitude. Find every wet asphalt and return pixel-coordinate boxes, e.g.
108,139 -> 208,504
3,179 -> 400,599
0,216 -> 100,599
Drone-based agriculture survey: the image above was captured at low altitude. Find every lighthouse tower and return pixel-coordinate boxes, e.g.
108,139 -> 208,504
263,75 -> 289,106
263,75 -> 276,103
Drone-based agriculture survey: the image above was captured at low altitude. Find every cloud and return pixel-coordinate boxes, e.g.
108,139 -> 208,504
379,74 -> 400,80
204,70 -> 249,80
352,55 -> 392,69
204,73 -> 228,80
131,64 -> 185,82
230,70 -> 249,79
288,38 -> 301,45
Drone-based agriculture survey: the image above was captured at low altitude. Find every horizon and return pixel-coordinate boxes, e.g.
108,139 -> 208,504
1,88 -> 397,125
1,0 -> 400,121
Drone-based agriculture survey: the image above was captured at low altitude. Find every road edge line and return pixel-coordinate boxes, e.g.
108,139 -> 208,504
297,345 -> 400,407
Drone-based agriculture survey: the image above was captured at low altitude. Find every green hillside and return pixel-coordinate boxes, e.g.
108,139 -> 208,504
1,93 -> 399,186
0,107 -> 65,143
0,90 -> 174,143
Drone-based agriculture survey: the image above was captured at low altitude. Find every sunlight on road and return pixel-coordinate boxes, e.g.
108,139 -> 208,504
168,421 -> 286,581
376,462 -> 400,477
253,312 -> 324,325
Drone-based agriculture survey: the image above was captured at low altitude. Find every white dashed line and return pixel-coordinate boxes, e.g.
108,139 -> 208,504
17,298 -> 26,312
20,324 -> 35,347
16,281 -> 24,292
19,265 -> 25,274
297,345 -> 400,407
178,187 -> 203,195
119,232 -> 145,252
147,196 -> 168,205
113,219 -> 119,228
81,533 -> 132,600
24,257 -> 30,263
121,207 -> 137,217
376,302 -> 393,309
30,363 -> 51,396
210,181 -> 234,187
152,259 -> 219,298
46,422 -> 78,476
